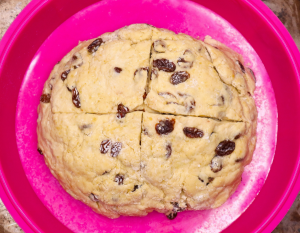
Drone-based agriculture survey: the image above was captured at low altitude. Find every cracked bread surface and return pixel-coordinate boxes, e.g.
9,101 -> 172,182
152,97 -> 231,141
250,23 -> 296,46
141,112 -> 256,213
49,24 -> 153,114
37,24 -> 257,219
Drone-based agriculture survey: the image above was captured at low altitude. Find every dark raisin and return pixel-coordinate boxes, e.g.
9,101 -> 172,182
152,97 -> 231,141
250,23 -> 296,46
211,156 -> 223,173
172,202 -> 179,210
150,68 -> 158,80
37,148 -> 43,155
215,140 -> 235,156
74,64 -> 81,69
40,94 -> 51,103
171,202 -> 185,212
72,87 -> 81,108
72,53 -> 83,69
177,58 -> 193,69
186,99 -> 196,112
89,193 -> 99,202
100,140 -> 111,154
79,124 -> 91,130
214,95 -> 225,107
134,69 -> 138,76
183,127 -> 204,138
132,185 -> 139,192
143,128 -> 149,135
117,103 -> 129,118
235,158 -> 244,163
234,134 -> 241,140
114,174 -> 124,185
136,67 -> 149,76
153,40 -> 166,53
207,177 -> 214,185
190,99 -> 196,107
153,59 -> 176,72
170,71 -> 190,85
143,91 -> 147,100
249,68 -> 256,82
166,143 -> 172,159
177,93 -> 196,112
198,177 -> 204,182
102,171 -> 109,175
114,67 -> 122,73
135,67 -> 147,76
178,93 -> 187,97
87,38 -> 103,53
166,212 -> 177,220
61,69 -> 70,81
67,87 -> 72,92
111,142 -> 122,157
237,60 -> 245,73
155,119 -> 175,135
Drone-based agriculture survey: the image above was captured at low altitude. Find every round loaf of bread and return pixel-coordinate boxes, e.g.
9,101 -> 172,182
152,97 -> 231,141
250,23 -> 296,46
37,24 -> 257,219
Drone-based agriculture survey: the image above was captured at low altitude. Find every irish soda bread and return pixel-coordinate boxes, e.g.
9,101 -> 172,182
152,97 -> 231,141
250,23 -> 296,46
37,24 -> 257,219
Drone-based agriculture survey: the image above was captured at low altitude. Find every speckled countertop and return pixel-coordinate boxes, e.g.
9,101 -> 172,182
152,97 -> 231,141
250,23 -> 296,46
0,0 -> 300,232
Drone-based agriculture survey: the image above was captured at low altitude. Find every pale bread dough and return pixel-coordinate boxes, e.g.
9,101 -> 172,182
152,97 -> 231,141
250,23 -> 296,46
145,28 -> 256,122
37,24 -> 257,219
141,112 -> 256,212
48,24 -> 153,114
37,103 -> 147,218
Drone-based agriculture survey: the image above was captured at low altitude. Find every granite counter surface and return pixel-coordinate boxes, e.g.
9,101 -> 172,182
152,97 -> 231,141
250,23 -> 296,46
0,0 -> 299,232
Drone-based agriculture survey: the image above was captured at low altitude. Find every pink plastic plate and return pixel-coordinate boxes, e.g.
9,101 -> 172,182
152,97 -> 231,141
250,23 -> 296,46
15,0 -> 277,232
1,0 -> 300,233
